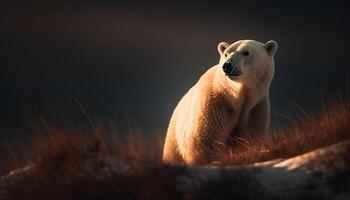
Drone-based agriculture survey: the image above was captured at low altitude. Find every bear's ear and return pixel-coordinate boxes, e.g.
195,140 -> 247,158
264,40 -> 278,57
217,42 -> 229,55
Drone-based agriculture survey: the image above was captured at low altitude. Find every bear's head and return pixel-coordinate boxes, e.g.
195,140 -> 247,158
217,40 -> 277,88
215,39 -> 278,104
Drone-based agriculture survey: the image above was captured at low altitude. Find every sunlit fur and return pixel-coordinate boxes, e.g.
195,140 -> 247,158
163,40 -> 278,165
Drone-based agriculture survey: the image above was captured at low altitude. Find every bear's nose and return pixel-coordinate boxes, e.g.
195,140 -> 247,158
222,62 -> 241,77
222,62 -> 233,74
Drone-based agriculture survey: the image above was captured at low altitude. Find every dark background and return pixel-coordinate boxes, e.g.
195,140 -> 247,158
0,1 -> 349,140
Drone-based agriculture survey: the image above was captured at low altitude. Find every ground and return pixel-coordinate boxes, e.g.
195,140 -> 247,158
0,96 -> 349,200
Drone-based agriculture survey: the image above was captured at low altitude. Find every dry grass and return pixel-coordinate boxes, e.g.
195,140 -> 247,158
220,96 -> 350,165
27,95 -> 350,169
1,96 -> 349,199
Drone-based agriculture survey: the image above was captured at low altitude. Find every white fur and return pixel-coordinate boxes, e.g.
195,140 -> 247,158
163,40 -> 278,165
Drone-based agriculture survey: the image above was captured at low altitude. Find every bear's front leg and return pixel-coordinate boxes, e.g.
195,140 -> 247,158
183,102 -> 241,165
183,129 -> 227,165
183,139 -> 211,165
247,97 -> 270,135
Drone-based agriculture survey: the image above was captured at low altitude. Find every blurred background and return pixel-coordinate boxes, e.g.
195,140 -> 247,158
0,0 -> 349,140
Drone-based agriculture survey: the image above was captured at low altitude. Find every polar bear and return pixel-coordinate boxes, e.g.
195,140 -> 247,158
162,40 -> 278,165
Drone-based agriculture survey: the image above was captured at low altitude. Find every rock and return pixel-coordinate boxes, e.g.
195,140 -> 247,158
1,140 -> 349,199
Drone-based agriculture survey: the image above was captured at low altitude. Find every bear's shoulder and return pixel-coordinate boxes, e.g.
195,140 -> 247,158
195,65 -> 218,91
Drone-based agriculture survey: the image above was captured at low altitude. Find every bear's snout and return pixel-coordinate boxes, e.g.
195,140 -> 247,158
222,62 -> 233,74
222,62 -> 241,77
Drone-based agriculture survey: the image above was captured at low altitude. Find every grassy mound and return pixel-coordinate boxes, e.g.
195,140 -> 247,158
1,96 -> 349,199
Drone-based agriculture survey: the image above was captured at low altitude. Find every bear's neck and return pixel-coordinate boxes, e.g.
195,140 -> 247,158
212,66 -> 247,112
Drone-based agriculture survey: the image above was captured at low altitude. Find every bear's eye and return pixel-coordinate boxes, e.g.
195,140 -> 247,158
242,51 -> 250,56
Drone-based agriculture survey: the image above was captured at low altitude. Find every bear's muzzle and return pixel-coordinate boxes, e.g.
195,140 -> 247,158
222,62 -> 241,77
